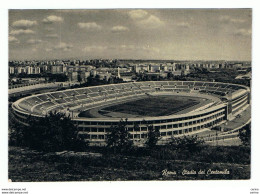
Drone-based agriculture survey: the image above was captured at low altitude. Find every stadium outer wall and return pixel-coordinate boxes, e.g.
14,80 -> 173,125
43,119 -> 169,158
11,81 -> 250,146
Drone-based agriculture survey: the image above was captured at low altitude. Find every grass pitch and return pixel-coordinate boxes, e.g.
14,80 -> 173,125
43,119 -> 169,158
102,95 -> 201,117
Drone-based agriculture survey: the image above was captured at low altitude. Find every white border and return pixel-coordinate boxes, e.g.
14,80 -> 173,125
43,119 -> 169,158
1,1 -> 259,194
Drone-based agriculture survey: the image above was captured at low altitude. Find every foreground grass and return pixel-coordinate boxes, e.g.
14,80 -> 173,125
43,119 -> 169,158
9,146 -> 250,181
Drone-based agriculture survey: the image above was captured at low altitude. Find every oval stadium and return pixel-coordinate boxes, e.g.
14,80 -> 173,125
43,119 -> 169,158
12,81 -> 250,146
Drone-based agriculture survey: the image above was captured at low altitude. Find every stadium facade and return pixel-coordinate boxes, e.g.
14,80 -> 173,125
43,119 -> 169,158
12,81 -> 250,146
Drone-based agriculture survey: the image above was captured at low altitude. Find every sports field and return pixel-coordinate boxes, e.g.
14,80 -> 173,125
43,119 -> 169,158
100,95 -> 201,117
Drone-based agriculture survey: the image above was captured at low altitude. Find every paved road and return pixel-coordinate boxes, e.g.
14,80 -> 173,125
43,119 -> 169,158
196,105 -> 251,146
220,105 -> 251,130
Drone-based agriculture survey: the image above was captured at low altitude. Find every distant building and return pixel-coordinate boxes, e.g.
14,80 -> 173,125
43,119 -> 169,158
172,70 -> 182,76
135,64 -> 149,73
26,66 -> 41,74
80,71 -> 91,82
91,70 -> 97,77
51,65 -> 64,74
68,72 -> 78,81
234,63 -> 243,68
164,64 -> 176,72
119,72 -> 134,82
146,72 -> 168,79
117,67 -> 121,78
9,67 -> 15,74
148,64 -> 160,72
17,67 -> 26,74
97,72 -> 111,81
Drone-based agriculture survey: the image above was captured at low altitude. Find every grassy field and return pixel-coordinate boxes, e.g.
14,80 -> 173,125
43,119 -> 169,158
9,146 -> 250,181
101,95 -> 200,117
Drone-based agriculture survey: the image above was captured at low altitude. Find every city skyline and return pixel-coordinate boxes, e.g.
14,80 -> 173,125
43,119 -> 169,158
9,9 -> 252,61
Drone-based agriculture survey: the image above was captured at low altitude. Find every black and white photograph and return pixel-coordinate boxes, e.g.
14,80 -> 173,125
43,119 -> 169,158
7,8 -> 252,182
1,1 -> 260,193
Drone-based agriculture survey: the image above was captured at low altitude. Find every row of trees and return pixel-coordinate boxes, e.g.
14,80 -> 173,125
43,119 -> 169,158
9,112 -> 251,153
10,113 -> 204,153
106,119 -> 164,153
9,112 -> 87,152
96,119 -> 205,154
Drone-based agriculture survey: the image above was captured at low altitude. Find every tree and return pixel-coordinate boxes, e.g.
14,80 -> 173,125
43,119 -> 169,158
145,125 -> 160,148
168,135 -> 204,153
106,118 -> 133,153
9,111 -> 27,146
17,112 -> 86,152
77,71 -> 83,83
48,74 -> 68,82
238,123 -> 251,146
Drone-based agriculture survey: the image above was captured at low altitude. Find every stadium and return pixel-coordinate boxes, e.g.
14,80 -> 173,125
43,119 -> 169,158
12,81 -> 250,146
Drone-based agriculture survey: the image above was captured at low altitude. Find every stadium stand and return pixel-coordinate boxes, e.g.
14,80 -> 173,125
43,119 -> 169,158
12,81 -> 250,146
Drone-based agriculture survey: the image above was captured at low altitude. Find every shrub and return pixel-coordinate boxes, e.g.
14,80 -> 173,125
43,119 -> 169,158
168,135 -> 205,153
238,123 -> 251,146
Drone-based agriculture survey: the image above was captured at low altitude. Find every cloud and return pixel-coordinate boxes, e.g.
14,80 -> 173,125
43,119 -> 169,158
83,44 -> 159,54
9,36 -> 20,43
219,16 -> 231,22
27,39 -> 43,44
53,42 -> 73,51
45,27 -> 54,32
141,46 -> 160,53
127,45 -> 160,53
128,10 -> 164,29
230,18 -> 246,23
111,25 -> 129,33
32,48 -> 38,52
43,15 -> 63,24
176,22 -> 190,28
128,10 -> 148,20
45,48 -> 52,52
56,10 -> 99,14
46,42 -> 73,52
12,20 -> 37,29
115,45 -> 160,53
78,22 -> 102,30
234,29 -> 251,36
45,33 -> 59,38
137,15 -> 164,29
83,45 -> 107,52
10,29 -> 35,35
220,15 -> 246,23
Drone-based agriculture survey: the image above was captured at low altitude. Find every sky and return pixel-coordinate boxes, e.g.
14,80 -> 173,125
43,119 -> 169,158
8,9 -> 252,61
